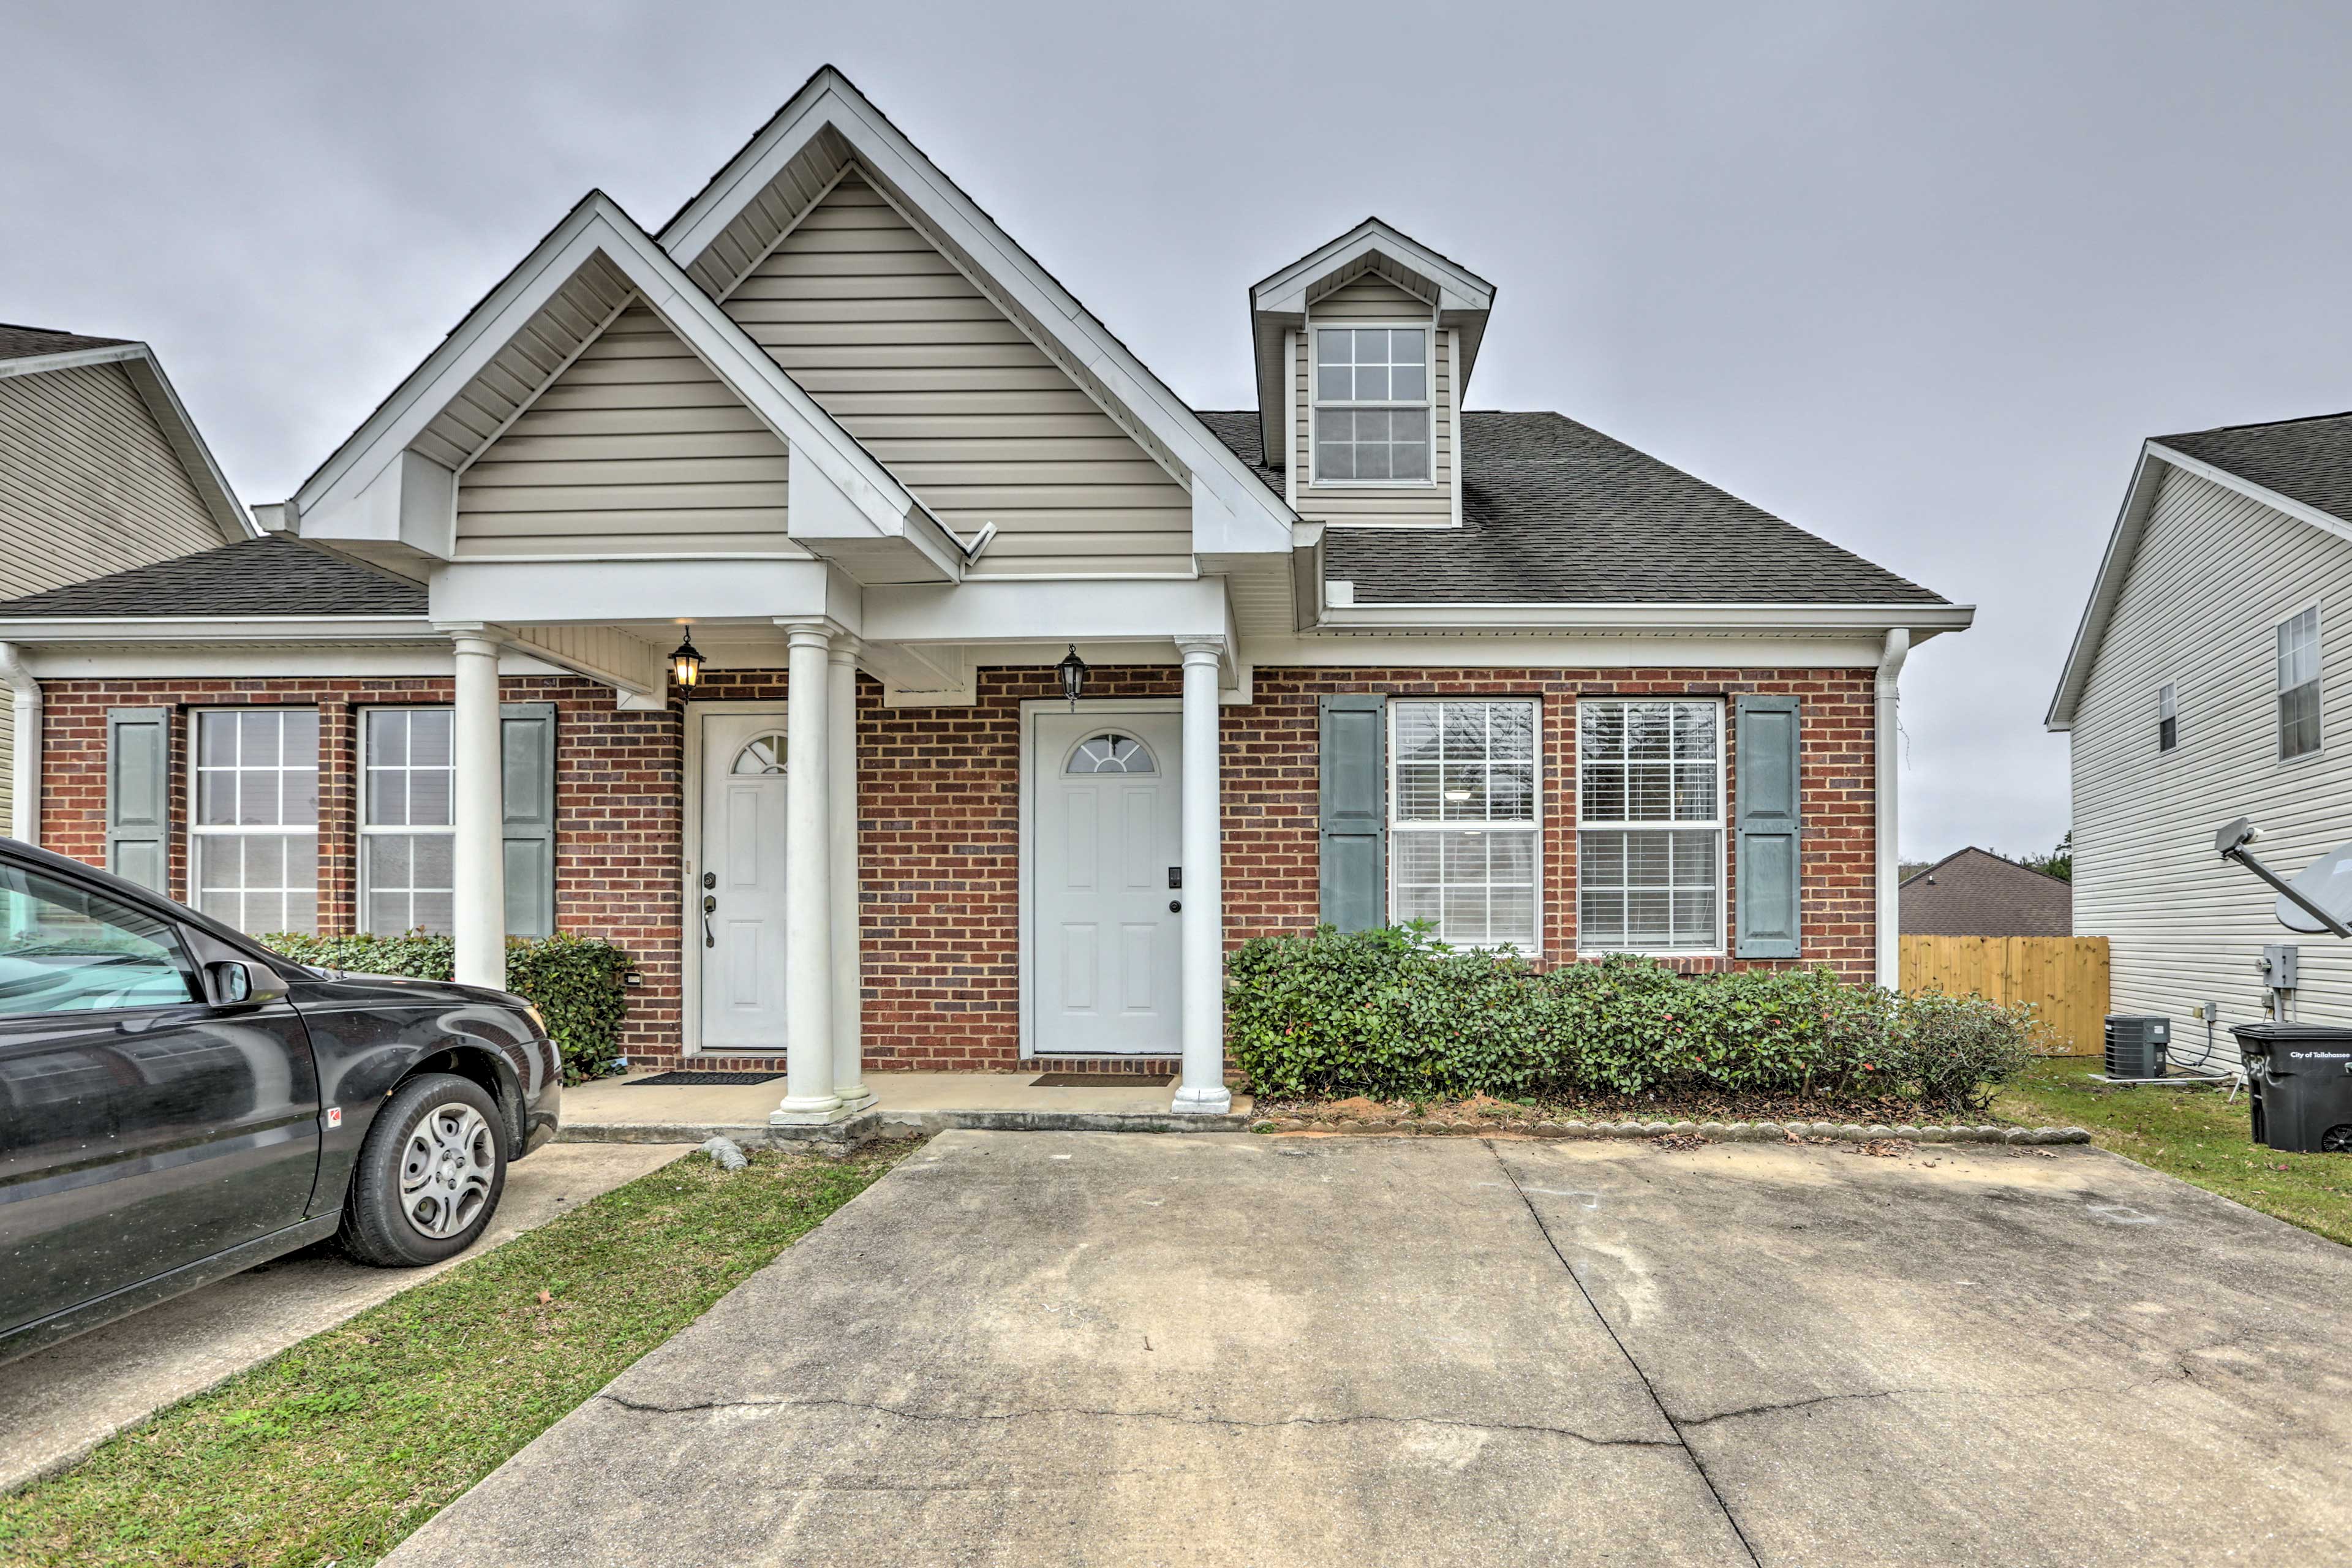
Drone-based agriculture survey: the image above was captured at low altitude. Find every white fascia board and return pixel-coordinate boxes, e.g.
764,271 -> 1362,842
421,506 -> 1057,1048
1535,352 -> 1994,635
1245,631 -> 1897,669
0,343 -> 254,543
429,556 -> 839,629
24,646 -> 564,680
0,615 -> 435,644
1249,220 -> 1496,317
2044,445 -> 2166,733
658,69 -> 1296,557
293,194 -> 932,560
862,577 -> 1229,648
1314,601 -> 1977,636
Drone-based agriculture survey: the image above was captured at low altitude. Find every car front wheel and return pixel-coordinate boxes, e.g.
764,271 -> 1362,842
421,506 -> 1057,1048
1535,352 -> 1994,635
339,1072 -> 508,1267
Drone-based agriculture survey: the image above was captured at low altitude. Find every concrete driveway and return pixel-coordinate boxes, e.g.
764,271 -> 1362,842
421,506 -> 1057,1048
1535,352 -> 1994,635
386,1131 -> 2352,1567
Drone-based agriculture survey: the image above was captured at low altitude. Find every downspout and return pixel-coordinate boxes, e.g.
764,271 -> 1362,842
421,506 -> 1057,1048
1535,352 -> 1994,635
0,644 -> 39,845
1874,628 -> 1910,990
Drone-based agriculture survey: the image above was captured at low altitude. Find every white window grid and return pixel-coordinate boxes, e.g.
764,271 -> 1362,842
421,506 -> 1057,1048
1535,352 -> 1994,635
1575,698 -> 1726,956
1387,698 -> 1541,951
1311,322 -> 1434,486
361,706 -> 456,935
189,707 -> 319,935
2277,606 -> 2322,762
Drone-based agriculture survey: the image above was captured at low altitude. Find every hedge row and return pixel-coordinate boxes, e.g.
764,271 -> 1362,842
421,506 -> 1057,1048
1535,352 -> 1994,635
1225,926 -> 2041,1114
261,931 -> 634,1085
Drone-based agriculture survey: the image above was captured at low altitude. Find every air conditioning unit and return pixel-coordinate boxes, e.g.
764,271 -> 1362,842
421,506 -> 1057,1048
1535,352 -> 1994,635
2105,1014 -> 2171,1079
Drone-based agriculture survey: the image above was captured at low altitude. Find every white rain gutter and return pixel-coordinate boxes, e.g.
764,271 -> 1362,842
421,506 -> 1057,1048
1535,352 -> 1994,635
0,643 -> 40,844
1874,627 -> 1910,989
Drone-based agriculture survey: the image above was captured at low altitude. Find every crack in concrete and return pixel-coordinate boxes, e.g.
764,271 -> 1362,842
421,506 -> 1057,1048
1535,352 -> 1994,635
1484,1140 -> 1765,1567
597,1391 -> 1679,1449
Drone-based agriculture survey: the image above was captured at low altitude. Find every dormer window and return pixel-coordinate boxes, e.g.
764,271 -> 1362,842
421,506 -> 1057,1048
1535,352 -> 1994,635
1313,327 -> 1431,483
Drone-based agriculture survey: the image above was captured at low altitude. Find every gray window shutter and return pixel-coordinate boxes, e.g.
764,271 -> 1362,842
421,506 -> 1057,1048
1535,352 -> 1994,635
500,703 -> 557,939
106,707 -> 171,893
1318,694 -> 1387,931
1735,695 -> 1802,959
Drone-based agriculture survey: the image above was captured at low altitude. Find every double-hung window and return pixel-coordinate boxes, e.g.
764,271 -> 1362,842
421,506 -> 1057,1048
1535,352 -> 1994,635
1577,699 -> 1723,952
190,708 -> 318,934
2157,682 -> 2177,753
2278,608 -> 2321,761
362,707 -> 456,935
1389,699 -> 1538,948
1313,326 -> 1430,483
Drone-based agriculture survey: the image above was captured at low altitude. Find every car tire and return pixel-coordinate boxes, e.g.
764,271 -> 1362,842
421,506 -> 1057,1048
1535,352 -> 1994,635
338,1072 -> 508,1268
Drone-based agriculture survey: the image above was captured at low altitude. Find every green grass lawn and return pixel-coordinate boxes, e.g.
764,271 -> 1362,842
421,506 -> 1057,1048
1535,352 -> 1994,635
0,1145 -> 901,1568
1999,1056 -> 2352,1246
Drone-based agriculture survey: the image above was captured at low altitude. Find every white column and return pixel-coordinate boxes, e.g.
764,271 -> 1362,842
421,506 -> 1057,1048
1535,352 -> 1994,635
0,643 -> 41,845
774,624 -> 840,1122
1875,627 -> 1911,990
828,639 -> 871,1110
1172,638 -> 1231,1114
450,628 -> 508,990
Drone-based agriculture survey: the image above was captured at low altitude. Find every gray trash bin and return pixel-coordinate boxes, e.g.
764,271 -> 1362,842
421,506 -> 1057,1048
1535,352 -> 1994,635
2230,1023 -> 2352,1153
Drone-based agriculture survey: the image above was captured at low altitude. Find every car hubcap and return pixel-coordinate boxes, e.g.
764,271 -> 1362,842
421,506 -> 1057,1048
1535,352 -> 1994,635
399,1104 -> 496,1238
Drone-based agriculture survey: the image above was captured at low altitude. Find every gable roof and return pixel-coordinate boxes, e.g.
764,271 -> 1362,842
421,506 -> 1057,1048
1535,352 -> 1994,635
655,65 -> 1294,559
0,533 -> 423,619
1247,217 -> 1497,462
0,328 -> 252,545
288,190 -> 966,581
1197,409 -> 1947,607
2048,412 -> 2352,729
1898,846 -> 2071,937
0,323 -> 132,361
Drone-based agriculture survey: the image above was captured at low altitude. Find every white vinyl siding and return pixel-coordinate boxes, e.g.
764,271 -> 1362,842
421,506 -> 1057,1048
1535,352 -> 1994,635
0,362 -> 236,824
722,173 -> 1193,577
1388,699 -> 1539,949
454,302 -> 802,559
2071,462 -> 2352,1036
190,709 -> 319,935
1292,276 -> 1454,528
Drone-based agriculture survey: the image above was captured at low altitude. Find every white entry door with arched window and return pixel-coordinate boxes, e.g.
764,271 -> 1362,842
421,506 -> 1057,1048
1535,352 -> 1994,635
696,708 -> 792,1050
1028,707 -> 1185,1056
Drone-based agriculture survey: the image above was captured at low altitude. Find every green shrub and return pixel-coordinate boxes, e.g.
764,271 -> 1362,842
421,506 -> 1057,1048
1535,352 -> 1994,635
260,930 -> 635,1085
1224,925 -> 2038,1112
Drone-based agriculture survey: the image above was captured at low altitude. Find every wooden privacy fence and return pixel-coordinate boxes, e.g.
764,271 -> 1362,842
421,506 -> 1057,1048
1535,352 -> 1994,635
1899,935 -> 2111,1054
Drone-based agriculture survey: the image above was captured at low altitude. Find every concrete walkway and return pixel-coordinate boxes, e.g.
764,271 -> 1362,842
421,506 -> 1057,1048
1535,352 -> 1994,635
0,1143 -> 680,1494
560,1070 -> 1253,1142
385,1133 -> 2351,1566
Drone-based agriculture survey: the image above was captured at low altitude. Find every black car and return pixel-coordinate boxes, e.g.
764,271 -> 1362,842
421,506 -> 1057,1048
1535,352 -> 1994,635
0,837 -> 560,1364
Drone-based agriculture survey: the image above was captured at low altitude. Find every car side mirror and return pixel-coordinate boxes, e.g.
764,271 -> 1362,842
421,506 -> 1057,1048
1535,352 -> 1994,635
205,960 -> 288,1008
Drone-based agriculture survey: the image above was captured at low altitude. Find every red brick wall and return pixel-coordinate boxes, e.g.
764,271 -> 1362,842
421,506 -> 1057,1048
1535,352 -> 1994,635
33,663 -> 1875,1074
36,674 -> 687,1062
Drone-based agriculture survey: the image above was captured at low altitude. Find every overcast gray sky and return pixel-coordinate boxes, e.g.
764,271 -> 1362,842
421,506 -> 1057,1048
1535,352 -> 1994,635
7,1 -> 2350,860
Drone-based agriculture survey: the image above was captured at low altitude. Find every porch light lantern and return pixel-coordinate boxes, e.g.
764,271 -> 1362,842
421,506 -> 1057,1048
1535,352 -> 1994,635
1057,644 -> 1088,711
669,626 -> 706,688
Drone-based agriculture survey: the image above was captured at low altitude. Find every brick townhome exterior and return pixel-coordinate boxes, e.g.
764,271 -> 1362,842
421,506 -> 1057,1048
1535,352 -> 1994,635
30,662 -> 1877,1074
0,68 -> 1965,1114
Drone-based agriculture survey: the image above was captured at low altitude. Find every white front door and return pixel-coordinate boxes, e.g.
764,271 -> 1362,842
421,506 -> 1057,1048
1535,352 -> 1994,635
1031,710 -> 1184,1055
698,708 -> 791,1050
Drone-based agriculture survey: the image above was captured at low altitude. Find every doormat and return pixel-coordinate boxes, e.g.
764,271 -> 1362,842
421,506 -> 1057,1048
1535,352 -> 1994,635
1030,1072 -> 1174,1088
626,1070 -> 783,1087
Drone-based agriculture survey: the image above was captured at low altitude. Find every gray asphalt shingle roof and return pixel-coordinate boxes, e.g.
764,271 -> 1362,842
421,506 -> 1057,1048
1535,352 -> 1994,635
2157,412 -> 2352,527
0,534 -> 425,618
1194,409 -> 1945,606
0,323 -> 132,362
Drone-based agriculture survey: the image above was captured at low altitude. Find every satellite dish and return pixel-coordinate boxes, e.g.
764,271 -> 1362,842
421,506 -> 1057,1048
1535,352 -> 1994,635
2277,841 -> 2352,934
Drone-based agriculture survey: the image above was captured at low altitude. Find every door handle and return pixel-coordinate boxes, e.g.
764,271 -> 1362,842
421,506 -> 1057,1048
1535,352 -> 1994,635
1169,900 -> 1182,913
703,893 -> 717,948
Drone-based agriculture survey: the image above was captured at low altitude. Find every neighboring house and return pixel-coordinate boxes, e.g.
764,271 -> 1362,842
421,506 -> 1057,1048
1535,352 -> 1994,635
0,325 -> 252,831
2050,409 -> 2352,1030
1898,847 -> 2071,937
0,67 -> 1969,1116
